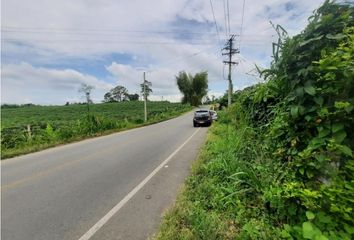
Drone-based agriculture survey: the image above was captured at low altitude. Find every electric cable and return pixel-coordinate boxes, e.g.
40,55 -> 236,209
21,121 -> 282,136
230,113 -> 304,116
239,0 -> 246,51
209,0 -> 223,49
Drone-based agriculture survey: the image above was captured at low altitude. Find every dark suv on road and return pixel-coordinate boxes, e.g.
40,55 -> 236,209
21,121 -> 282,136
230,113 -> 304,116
193,110 -> 212,127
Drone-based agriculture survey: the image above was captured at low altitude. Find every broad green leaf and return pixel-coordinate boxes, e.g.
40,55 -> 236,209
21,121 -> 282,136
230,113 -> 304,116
291,106 -> 299,118
304,85 -> 316,96
308,106 -> 317,112
314,235 -> 328,240
319,108 -> 329,116
303,221 -> 315,239
326,33 -> 346,40
297,68 -> 308,77
306,211 -> 315,220
318,129 -> 330,138
345,105 -> 354,113
332,123 -> 344,133
305,115 -> 312,122
283,224 -> 291,231
326,66 -> 338,70
315,154 -> 326,163
299,105 -> 306,115
299,35 -> 323,47
334,101 -> 350,109
334,130 -> 346,143
310,137 -> 325,148
317,212 -> 332,224
281,229 -> 291,238
295,87 -> 304,98
306,170 -> 314,178
305,115 -> 312,121
314,97 -> 324,106
337,145 -> 353,157
344,224 -> 354,234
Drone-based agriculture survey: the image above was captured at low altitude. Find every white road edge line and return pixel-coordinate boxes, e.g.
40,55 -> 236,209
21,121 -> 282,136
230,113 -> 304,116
78,127 -> 201,240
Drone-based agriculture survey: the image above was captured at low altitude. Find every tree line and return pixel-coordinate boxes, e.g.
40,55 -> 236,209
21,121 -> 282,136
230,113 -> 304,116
103,81 -> 152,103
79,70 -> 208,107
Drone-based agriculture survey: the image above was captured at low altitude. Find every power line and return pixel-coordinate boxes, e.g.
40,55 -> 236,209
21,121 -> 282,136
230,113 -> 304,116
209,0 -> 222,48
3,37 -> 274,47
146,47 -> 217,73
3,28 -> 272,38
239,0 -> 246,50
2,26 -> 221,37
223,0 -> 228,37
226,0 -> 231,35
2,38 -> 216,46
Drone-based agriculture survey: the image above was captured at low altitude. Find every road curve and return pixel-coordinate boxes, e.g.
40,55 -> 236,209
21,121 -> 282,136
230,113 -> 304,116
1,111 -> 208,240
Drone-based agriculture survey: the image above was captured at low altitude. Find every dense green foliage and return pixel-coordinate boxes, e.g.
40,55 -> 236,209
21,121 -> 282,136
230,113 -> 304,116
155,1 -> 353,239
176,71 -> 208,106
141,80 -> 153,100
103,85 -> 129,102
104,85 -> 140,102
1,101 -> 192,159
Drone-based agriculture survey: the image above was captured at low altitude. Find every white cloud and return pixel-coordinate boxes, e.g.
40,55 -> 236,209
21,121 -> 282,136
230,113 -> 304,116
106,62 -> 181,100
2,0 -> 324,104
1,63 -> 112,104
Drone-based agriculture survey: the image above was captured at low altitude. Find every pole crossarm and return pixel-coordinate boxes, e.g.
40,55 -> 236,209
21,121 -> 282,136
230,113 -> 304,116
223,61 -> 238,65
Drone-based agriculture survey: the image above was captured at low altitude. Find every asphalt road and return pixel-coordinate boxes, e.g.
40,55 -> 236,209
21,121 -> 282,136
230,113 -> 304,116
1,111 -> 209,240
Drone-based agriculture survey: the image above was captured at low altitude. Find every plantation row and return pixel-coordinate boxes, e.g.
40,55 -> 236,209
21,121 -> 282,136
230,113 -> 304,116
155,2 -> 353,240
1,101 -> 193,159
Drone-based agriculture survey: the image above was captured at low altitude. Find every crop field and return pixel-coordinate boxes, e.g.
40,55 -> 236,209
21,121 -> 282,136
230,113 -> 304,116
1,101 -> 190,128
1,101 -> 193,158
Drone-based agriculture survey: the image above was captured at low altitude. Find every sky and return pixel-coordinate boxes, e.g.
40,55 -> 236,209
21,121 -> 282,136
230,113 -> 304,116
1,0 -> 324,105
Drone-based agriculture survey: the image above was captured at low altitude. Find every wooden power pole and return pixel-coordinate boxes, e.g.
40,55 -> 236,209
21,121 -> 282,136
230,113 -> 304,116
222,35 -> 239,106
143,72 -> 147,122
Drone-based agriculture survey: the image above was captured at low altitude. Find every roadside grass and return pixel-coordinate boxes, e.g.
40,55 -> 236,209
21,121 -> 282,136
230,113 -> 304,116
1,101 -> 193,159
155,3 -> 354,239
153,123 -> 232,240
154,110 -> 283,240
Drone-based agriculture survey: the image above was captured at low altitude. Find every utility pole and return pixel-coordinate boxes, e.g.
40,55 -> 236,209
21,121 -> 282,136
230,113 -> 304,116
143,72 -> 147,122
222,35 -> 239,106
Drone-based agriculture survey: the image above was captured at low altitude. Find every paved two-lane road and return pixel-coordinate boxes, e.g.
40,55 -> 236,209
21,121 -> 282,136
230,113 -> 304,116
1,111 -> 208,240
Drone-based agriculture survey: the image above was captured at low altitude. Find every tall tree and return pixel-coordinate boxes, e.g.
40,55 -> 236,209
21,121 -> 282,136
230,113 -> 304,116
127,93 -> 139,101
78,83 -> 94,113
176,71 -> 208,106
140,80 -> 152,100
103,85 -> 128,102
103,92 -> 114,102
111,85 -> 128,101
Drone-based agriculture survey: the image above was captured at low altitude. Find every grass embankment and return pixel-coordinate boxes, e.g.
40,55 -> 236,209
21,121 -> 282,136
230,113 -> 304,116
155,112 -> 283,239
1,101 -> 193,159
155,2 -> 353,239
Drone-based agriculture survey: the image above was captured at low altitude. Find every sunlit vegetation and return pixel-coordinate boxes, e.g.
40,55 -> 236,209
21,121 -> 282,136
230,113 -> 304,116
155,1 -> 353,239
1,101 -> 193,159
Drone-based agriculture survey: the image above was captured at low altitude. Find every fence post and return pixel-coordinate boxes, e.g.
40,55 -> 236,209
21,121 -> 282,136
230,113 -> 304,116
27,124 -> 32,140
